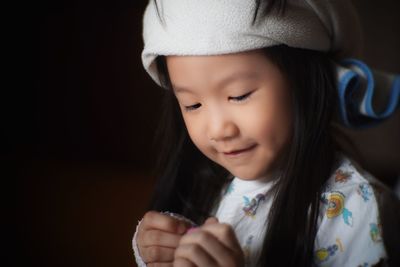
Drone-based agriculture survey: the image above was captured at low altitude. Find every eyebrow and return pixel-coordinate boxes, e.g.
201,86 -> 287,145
172,71 -> 259,93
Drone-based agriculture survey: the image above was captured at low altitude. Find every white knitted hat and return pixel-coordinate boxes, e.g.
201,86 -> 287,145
142,0 -> 362,87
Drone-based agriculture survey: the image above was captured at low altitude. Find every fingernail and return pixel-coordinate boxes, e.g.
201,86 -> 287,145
205,217 -> 219,224
177,223 -> 187,234
186,227 -> 198,234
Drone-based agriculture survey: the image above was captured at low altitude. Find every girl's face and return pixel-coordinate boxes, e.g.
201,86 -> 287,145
166,49 -> 293,181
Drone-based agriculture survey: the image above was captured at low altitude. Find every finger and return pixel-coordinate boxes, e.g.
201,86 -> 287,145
204,217 -> 219,225
141,211 -> 189,234
148,263 -> 173,267
180,230 -> 238,267
173,258 -> 196,267
200,223 -> 243,254
175,243 -> 218,267
185,226 -> 199,235
142,246 -> 175,263
142,229 -> 182,248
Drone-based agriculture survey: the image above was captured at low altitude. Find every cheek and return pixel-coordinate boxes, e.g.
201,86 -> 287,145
182,115 -> 197,140
182,114 -> 210,153
246,91 -> 292,150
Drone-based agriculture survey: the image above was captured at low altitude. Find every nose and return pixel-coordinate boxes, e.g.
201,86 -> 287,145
207,109 -> 239,142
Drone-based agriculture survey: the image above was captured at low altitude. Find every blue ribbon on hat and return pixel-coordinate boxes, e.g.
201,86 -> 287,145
337,59 -> 400,128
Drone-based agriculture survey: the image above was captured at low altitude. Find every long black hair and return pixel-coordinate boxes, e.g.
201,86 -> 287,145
147,0 -> 340,266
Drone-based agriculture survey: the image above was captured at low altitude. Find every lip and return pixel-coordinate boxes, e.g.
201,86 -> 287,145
222,144 -> 257,157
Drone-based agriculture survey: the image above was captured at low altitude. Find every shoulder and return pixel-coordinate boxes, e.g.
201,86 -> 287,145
319,153 -> 396,223
314,153 -> 391,266
322,153 -> 390,198
318,153 -> 386,232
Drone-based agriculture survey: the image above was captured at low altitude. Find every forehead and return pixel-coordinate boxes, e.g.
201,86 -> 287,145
165,49 -> 277,91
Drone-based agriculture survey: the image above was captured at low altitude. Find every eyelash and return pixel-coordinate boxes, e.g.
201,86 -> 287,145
184,91 -> 254,111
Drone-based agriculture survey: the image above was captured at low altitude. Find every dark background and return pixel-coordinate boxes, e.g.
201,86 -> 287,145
9,0 -> 400,266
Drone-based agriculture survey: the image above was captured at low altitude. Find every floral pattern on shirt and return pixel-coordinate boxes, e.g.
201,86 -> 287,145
315,238 -> 344,263
242,193 -> 267,218
321,191 -> 354,226
242,235 -> 254,266
313,156 -> 388,266
334,169 -> 353,183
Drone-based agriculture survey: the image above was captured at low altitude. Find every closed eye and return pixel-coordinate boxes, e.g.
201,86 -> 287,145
184,103 -> 201,111
228,91 -> 253,102
183,90 -> 253,111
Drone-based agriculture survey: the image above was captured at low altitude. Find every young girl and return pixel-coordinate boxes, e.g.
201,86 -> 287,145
133,1 -> 400,266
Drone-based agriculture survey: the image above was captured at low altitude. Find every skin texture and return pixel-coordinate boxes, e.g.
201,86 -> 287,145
137,49 -> 294,267
166,49 -> 293,181
173,218 -> 244,267
137,212 -> 244,267
137,211 -> 191,265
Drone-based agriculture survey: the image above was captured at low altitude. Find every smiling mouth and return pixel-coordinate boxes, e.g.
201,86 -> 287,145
223,144 -> 257,156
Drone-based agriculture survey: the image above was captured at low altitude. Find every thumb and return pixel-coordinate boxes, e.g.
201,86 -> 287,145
204,217 -> 219,225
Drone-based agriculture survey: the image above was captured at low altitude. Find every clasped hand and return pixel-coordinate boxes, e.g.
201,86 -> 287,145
137,211 -> 244,267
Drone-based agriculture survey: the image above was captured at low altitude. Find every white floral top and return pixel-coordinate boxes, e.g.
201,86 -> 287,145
132,153 -> 389,267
